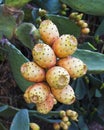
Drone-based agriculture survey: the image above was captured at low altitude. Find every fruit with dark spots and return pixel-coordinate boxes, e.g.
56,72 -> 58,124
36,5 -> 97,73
39,20 -> 59,46
51,85 -> 75,105
46,66 -> 70,89
32,43 -> 56,68
57,56 -> 87,79
36,93 -> 55,114
52,34 -> 78,58
24,83 -> 50,104
21,62 -> 45,82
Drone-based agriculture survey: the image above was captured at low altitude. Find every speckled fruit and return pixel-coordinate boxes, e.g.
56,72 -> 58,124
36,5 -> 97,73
51,85 -> 75,105
39,20 -> 59,46
20,62 -> 45,82
32,43 -> 56,68
57,56 -> 87,79
24,83 -> 50,104
36,93 -> 55,114
52,34 -> 78,58
46,66 -> 70,89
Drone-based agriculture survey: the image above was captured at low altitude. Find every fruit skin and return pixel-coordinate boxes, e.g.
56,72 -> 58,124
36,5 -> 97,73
20,61 -> 45,82
66,110 -> 78,121
36,93 -> 55,114
52,34 -> 78,58
39,20 -> 59,46
57,56 -> 87,79
24,83 -> 50,104
30,123 -> 40,130
46,66 -> 70,89
81,27 -> 90,34
51,85 -> 75,105
32,43 -> 56,68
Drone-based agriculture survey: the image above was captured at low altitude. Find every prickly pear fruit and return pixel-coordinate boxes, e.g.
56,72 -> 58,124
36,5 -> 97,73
24,83 -> 50,104
39,20 -> 59,46
23,85 -> 32,103
51,85 -> 75,105
57,56 -> 87,79
36,93 -> 55,114
52,34 -> 78,58
46,66 -> 70,89
32,43 -> 56,68
20,62 -> 45,82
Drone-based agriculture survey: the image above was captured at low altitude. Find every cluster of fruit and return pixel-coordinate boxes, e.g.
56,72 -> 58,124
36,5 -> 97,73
69,12 -> 90,34
20,19 -> 87,114
53,109 -> 78,130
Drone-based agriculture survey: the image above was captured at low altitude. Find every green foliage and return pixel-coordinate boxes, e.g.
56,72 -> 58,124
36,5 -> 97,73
95,19 -> 104,36
60,0 -> 104,16
15,22 -> 36,50
46,14 -> 81,37
4,42 -> 34,92
0,5 -> 16,39
5,0 -> 31,8
73,49 -> 104,74
10,109 -> 30,130
33,0 -> 61,14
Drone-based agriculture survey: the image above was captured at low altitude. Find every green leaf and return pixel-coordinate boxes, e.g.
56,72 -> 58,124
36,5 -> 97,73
88,75 -> 103,88
95,89 -> 102,97
0,5 -> 16,39
33,0 -> 61,14
60,0 -> 104,16
0,104 -> 18,117
78,42 -> 97,51
0,103 -> 60,123
95,19 -> 104,36
5,0 -> 31,8
0,122 -> 7,130
0,105 -> 8,112
74,78 -> 87,100
4,42 -> 34,92
73,49 -> 104,74
10,109 -> 30,130
46,14 -> 81,37
15,22 -> 36,50
78,116 -> 89,130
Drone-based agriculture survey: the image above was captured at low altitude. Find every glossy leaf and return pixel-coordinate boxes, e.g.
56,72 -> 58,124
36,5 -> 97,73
4,42 -> 34,92
15,22 -> 36,50
5,0 -> 31,8
73,49 -> 104,74
46,14 -> 81,37
60,0 -> 104,16
33,0 -> 61,14
10,109 -> 30,130
0,122 -> 7,130
0,5 -> 16,39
